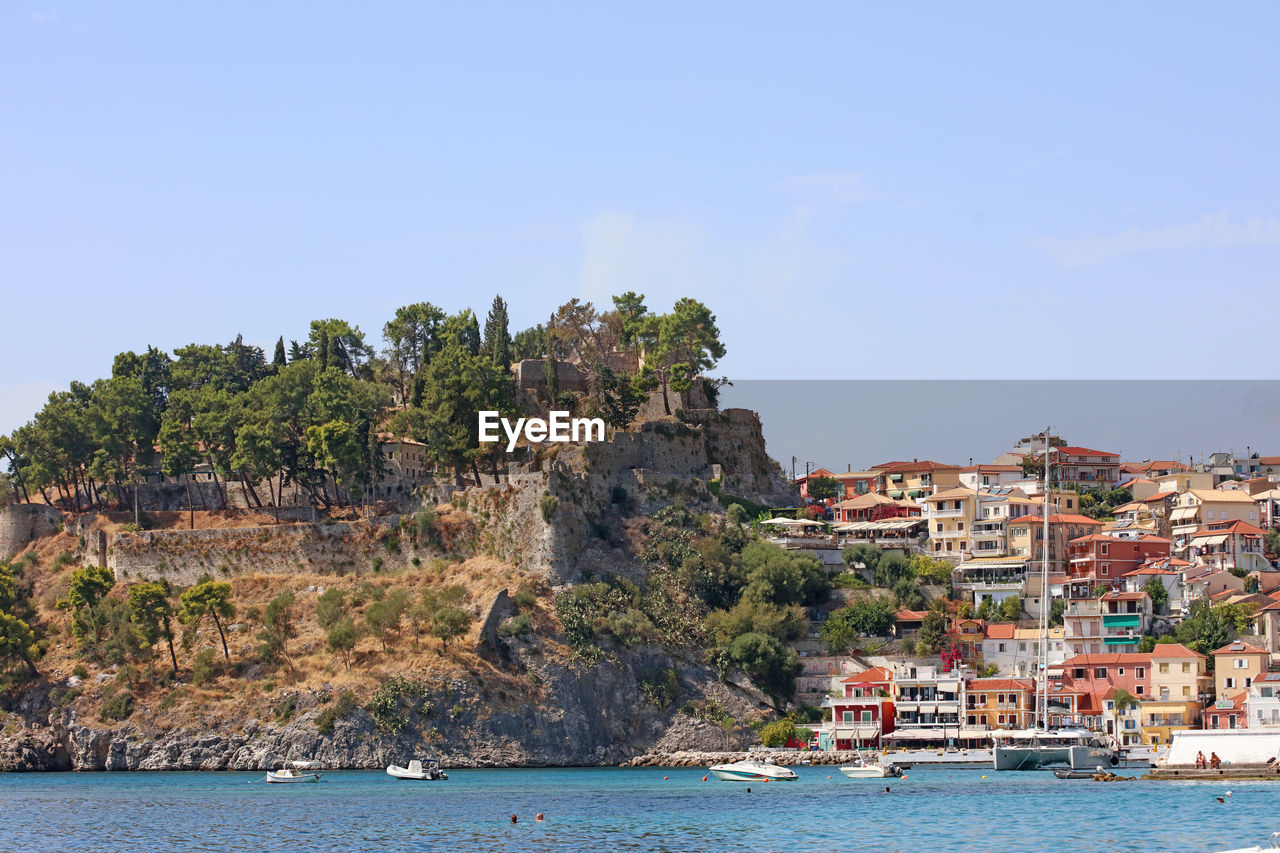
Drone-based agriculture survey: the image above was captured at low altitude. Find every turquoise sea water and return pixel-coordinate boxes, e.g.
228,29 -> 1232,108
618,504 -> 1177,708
1,765 -> 1275,852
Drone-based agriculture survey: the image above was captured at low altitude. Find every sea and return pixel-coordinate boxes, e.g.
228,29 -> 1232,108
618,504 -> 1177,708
1,765 -> 1273,852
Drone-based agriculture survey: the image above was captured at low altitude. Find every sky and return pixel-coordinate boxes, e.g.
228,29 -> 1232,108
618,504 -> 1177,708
3,3 -> 1278,450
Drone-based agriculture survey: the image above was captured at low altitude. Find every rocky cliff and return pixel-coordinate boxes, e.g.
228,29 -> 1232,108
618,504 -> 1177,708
0,405 -> 798,771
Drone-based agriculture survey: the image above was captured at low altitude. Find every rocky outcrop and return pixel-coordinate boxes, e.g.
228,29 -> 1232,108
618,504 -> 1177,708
0,643 -> 774,772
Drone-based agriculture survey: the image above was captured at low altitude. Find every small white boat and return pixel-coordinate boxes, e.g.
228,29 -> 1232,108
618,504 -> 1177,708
708,759 -> 798,782
839,753 -> 903,779
386,759 -> 448,781
265,767 -> 322,783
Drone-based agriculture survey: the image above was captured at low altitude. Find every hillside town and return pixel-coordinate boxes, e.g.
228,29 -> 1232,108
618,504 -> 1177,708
782,436 -> 1280,755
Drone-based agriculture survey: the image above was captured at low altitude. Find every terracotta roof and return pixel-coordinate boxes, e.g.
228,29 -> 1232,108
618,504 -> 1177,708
1257,456 -> 1280,466
1062,653 -> 1153,667
831,471 -> 878,480
1190,520 -> 1267,538
923,487 -> 977,502
1212,641 -> 1269,656
965,678 -> 1034,691
1147,643 -> 1204,660
983,622 -> 1017,640
1143,491 -> 1176,502
961,464 -> 1023,473
873,460 -> 960,474
1017,514 -> 1104,526
1101,591 -> 1148,601
1056,446 -> 1120,458
839,666 -> 893,684
896,609 -> 929,621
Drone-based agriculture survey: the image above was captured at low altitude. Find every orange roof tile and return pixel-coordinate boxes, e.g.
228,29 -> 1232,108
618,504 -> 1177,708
1212,641 -> 1270,656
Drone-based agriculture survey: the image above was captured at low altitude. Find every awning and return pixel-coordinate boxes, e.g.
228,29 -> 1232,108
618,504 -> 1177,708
1170,507 -> 1198,521
889,473 -> 904,482
888,490 -> 905,499
1102,614 -> 1142,627
1104,636 -> 1139,646
907,489 -> 924,498
883,728 -> 945,740
1194,534 -> 1229,546
833,726 -> 880,740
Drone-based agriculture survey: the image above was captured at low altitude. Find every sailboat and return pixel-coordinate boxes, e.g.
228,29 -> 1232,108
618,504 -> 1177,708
992,430 -> 1120,772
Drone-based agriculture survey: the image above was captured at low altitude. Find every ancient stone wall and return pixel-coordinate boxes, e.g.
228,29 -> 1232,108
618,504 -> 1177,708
0,504 -> 62,560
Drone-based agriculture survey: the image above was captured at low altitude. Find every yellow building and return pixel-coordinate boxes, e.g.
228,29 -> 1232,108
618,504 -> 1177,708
1006,513 -> 1103,573
1212,641 -> 1270,698
963,677 -> 1036,732
1169,489 -> 1262,552
874,460 -> 961,500
1141,644 -> 1212,746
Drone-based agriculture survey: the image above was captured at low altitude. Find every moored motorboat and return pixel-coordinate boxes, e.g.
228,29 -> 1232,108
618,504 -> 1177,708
265,767 -> 322,783
708,760 -> 798,782
839,752 -> 903,778
387,759 -> 448,781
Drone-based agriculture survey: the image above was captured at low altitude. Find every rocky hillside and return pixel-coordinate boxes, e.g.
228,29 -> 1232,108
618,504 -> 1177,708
0,408 -> 799,771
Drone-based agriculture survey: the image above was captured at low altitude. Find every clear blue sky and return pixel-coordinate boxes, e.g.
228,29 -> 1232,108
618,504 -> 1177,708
3,2 -> 1278,440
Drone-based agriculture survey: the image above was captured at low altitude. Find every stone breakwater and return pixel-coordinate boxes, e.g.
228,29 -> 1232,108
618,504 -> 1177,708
622,750 -> 881,768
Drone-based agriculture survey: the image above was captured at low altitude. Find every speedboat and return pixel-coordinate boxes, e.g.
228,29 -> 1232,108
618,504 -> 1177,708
265,767 -> 322,783
839,753 -> 903,779
708,759 -> 798,782
387,759 -> 448,781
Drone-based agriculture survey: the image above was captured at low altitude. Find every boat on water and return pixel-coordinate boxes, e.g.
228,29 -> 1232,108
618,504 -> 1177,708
708,760 -> 798,782
992,728 -> 1120,771
386,759 -> 448,781
265,767 -> 322,783
838,752 -> 903,779
991,431 -> 1119,773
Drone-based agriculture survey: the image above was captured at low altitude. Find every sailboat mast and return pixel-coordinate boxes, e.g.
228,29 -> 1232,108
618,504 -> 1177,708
1039,429 -> 1051,730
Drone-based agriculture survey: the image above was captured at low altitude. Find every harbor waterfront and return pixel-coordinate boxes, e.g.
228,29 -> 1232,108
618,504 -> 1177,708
2,765 -> 1275,852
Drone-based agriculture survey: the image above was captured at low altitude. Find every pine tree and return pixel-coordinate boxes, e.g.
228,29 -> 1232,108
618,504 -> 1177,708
483,295 -> 512,367
272,337 -> 287,368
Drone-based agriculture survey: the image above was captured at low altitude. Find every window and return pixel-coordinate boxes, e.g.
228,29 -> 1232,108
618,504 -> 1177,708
1118,668 -> 1125,676
1073,668 -> 1086,679
1182,663 -> 1190,673
998,643 -> 1006,652
1101,544 -> 1109,556
1235,659 -> 1247,669
842,711 -> 854,723
1182,686 -> 1191,697
861,711 -> 873,722
1095,668 -> 1107,678
1226,678 -> 1236,689
1159,662 -> 1169,674
1137,667 -> 1145,678
1136,685 -> 1144,695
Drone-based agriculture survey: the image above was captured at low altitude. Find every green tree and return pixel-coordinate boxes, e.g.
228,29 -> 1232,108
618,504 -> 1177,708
180,580 -> 236,660
262,590 -> 298,657
128,582 -> 178,674
483,295 -> 513,367
917,608 -> 949,652
383,302 -> 447,406
272,336 -> 287,369
0,611 -> 39,678
726,503 -> 749,527
326,618 -> 358,671
308,318 -> 372,378
653,298 -> 726,412
909,554 -> 954,586
820,597 -> 896,652
806,476 -> 839,503
740,543 -> 828,607
430,606 -> 471,654
511,324 -> 547,361
1142,577 -> 1169,614
1175,598 -> 1237,659
1049,598 -> 1066,627
724,631 -> 800,697
706,599 -> 807,646
997,596 -> 1023,621
893,576 -> 925,611
57,565 -> 116,642
842,543 -> 882,576
316,588 -> 348,630
760,719 -> 796,748
874,552 -> 913,588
